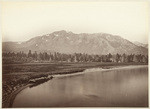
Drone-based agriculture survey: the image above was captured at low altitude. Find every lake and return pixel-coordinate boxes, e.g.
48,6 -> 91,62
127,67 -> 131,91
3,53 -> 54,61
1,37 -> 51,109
12,65 -> 148,107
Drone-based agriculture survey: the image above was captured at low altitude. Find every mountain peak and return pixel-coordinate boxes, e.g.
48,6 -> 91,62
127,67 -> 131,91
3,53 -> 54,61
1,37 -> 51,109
53,30 -> 67,34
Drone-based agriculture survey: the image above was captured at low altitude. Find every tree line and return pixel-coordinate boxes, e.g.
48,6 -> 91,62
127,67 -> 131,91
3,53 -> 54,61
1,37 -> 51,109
2,50 -> 148,63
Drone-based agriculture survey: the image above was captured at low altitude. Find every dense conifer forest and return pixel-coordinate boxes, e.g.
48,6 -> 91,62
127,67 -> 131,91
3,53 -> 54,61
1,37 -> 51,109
3,50 -> 148,63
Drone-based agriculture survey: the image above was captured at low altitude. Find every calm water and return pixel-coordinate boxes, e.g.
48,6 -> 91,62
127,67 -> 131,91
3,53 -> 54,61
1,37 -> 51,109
13,65 -> 148,107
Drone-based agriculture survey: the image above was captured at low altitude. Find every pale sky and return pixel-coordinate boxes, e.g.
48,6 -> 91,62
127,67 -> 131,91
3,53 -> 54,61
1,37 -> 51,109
1,1 -> 149,44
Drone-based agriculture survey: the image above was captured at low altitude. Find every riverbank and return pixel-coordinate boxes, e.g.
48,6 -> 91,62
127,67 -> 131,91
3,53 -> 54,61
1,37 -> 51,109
2,62 -> 148,108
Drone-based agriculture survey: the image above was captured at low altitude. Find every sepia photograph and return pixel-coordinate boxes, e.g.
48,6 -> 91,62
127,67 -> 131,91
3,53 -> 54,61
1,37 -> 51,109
1,0 -> 149,108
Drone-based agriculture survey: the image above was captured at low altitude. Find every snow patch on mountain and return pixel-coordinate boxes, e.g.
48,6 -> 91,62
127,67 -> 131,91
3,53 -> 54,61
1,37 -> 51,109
54,34 -> 59,36
66,36 -> 69,39
18,42 -> 22,44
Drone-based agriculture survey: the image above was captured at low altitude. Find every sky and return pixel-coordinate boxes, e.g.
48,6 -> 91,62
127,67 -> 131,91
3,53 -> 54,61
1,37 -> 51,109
1,1 -> 149,44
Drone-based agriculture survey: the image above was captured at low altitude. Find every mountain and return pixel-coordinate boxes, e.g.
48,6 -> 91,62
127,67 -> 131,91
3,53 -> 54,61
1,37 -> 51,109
133,41 -> 148,49
2,30 -> 148,55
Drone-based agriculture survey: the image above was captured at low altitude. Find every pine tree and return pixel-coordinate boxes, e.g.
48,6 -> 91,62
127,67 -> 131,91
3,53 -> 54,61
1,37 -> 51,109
28,50 -> 32,58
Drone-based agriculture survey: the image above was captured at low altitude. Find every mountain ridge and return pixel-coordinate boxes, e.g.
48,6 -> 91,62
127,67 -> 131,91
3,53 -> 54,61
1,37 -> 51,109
2,30 -> 148,55
133,41 -> 148,48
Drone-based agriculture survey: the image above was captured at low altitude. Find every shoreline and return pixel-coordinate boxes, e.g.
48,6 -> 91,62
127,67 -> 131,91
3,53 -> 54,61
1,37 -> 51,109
3,84 -> 32,108
52,64 -> 148,78
4,64 -> 148,108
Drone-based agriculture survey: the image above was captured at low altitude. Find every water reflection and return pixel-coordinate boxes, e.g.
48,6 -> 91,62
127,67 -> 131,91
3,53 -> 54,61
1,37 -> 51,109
13,66 -> 148,107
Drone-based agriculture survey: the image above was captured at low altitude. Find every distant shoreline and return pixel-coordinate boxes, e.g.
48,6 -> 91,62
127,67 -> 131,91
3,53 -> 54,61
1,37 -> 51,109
52,64 -> 148,78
